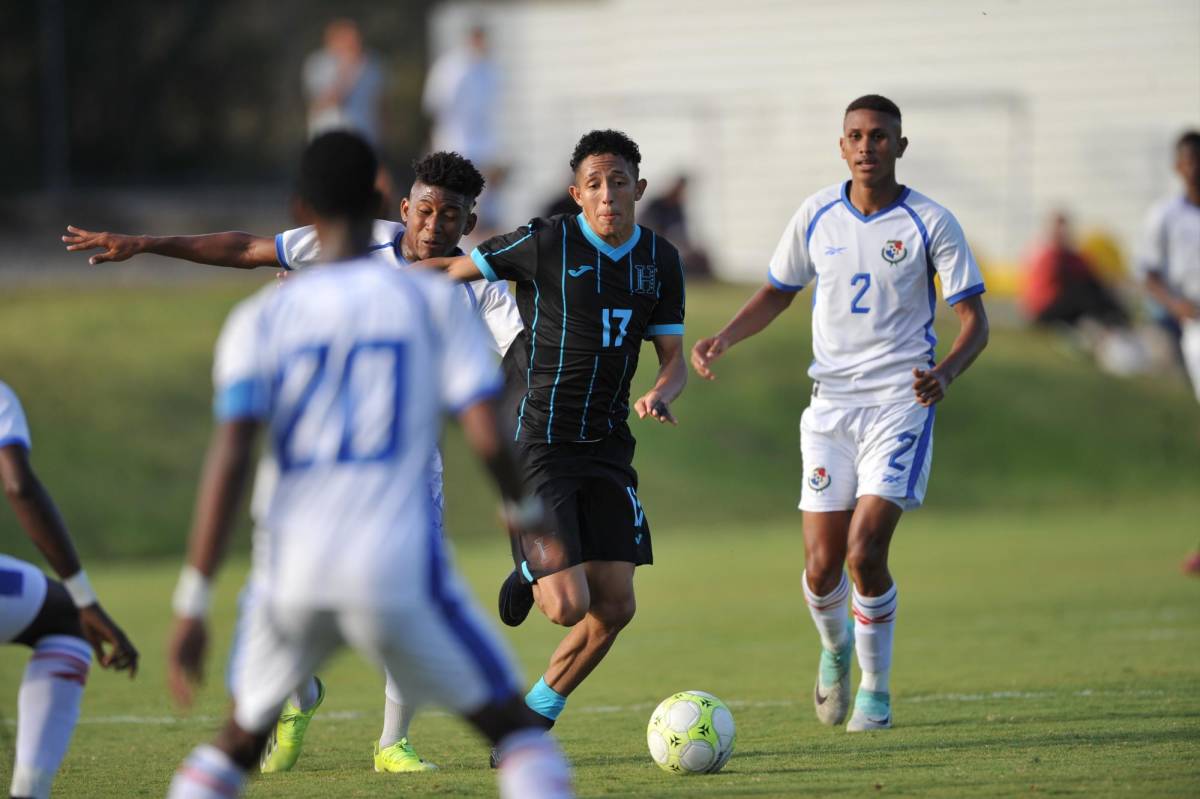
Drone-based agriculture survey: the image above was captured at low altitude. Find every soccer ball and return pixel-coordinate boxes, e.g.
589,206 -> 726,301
646,690 -> 736,774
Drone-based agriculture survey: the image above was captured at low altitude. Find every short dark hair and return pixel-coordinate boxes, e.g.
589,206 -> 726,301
570,129 -> 642,176
411,151 -> 486,201
845,94 -> 902,124
298,131 -> 379,218
1177,130 -> 1200,153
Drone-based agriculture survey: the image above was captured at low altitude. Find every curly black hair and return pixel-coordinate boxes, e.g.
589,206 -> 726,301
845,94 -> 902,124
570,129 -> 642,176
411,151 -> 486,200
1178,130 -> 1200,154
299,131 -> 379,218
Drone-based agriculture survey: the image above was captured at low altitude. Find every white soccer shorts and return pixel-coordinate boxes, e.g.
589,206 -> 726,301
0,555 -> 48,642
798,398 -> 935,513
229,565 -> 522,734
1181,320 -> 1200,404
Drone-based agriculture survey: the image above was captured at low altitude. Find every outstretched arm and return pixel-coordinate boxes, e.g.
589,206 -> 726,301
167,420 -> 259,707
63,225 -> 278,269
635,335 -> 687,425
413,253 -> 483,282
912,294 -> 989,407
0,444 -> 139,674
691,284 -> 797,380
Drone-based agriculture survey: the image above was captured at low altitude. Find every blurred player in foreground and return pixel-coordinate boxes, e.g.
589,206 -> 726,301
64,151 -> 524,772
418,129 -> 687,759
692,95 -> 988,731
1,381 -> 139,799
1136,130 -> 1200,574
163,131 -> 572,799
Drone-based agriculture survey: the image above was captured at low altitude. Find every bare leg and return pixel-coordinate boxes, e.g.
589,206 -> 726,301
540,561 -> 636,696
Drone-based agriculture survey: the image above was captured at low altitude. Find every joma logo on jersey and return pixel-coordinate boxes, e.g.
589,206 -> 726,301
881,240 -> 907,264
633,264 -> 657,295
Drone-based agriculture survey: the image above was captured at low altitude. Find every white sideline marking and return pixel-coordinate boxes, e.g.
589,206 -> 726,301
0,689 -> 1167,727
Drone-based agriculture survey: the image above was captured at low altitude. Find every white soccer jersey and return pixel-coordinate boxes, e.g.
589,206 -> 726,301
0,381 -> 31,451
769,183 -> 985,406
275,220 -> 523,355
212,260 -> 503,607
1136,196 -> 1200,304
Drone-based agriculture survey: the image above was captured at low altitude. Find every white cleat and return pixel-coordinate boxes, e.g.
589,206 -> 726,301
813,634 -> 854,726
846,690 -> 892,732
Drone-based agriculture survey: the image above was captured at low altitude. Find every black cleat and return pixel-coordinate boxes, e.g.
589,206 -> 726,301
498,569 -> 534,627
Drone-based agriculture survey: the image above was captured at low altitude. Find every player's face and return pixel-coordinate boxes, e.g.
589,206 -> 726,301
840,110 -> 907,187
569,154 -> 647,242
400,182 -> 477,260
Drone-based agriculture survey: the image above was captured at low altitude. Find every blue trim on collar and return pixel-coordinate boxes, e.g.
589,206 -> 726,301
840,182 -> 911,223
575,213 -> 641,260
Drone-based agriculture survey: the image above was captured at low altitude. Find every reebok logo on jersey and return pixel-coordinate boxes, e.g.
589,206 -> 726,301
824,245 -> 848,256
881,240 -> 907,264
568,265 -> 595,278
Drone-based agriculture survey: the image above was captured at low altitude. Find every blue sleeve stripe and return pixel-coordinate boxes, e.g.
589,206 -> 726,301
214,379 -> 270,421
945,283 -> 986,306
274,234 -> 291,271
470,248 -> 500,282
805,198 -> 841,247
645,324 -> 684,337
767,271 -> 805,292
488,232 -> 533,257
447,380 -> 503,416
0,435 -> 30,451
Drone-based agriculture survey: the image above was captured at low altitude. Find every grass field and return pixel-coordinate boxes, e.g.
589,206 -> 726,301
1,280 -> 1199,797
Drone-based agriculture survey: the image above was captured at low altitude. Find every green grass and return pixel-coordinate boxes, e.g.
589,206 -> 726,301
1,280 -> 1199,796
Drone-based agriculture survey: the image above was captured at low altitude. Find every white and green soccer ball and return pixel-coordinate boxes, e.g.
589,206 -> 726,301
646,690 -> 736,774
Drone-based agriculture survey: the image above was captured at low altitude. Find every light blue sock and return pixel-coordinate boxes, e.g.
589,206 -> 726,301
525,677 -> 567,722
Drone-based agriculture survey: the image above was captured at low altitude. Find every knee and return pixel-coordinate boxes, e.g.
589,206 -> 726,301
590,594 -> 636,635
846,538 -> 888,581
804,553 -> 845,595
538,591 -> 589,627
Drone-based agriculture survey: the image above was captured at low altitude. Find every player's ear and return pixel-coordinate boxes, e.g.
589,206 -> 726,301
897,136 -> 909,158
568,184 -> 583,207
634,178 -> 648,201
399,196 -> 410,224
463,210 -> 477,236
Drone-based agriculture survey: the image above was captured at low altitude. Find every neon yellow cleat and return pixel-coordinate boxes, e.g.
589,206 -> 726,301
260,678 -> 325,773
373,738 -> 439,773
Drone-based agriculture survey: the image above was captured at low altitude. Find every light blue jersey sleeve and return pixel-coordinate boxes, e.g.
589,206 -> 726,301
0,382 -> 32,450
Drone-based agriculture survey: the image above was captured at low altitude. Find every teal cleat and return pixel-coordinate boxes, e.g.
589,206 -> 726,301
813,629 -> 854,726
260,678 -> 325,773
846,689 -> 892,732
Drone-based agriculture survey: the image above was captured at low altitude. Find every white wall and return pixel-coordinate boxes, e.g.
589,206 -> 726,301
431,0 -> 1200,281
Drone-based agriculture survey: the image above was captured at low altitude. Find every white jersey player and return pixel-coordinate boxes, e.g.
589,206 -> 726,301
692,95 -> 989,733
1,381 -> 139,799
165,131 -> 572,799
63,151 -> 524,772
1136,131 -> 1200,404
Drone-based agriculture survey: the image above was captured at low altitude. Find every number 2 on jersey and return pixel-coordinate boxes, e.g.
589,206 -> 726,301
850,273 -> 871,314
602,308 -> 632,347
275,340 -> 407,471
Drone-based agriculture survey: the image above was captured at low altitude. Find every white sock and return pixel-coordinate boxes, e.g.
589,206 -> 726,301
289,676 -> 320,712
167,744 -> 246,799
379,670 -> 416,747
496,729 -> 573,799
852,584 -> 898,694
803,570 -> 851,652
11,635 -> 91,799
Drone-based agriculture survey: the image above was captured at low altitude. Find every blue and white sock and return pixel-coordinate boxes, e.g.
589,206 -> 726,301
852,584 -> 898,694
167,744 -> 245,799
11,635 -> 92,799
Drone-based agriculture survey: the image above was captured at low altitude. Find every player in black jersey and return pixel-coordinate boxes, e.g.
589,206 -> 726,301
419,129 -> 687,736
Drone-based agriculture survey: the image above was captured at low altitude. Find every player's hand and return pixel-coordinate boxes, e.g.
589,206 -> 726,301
912,367 -> 948,406
62,226 -> 143,264
690,334 -> 729,381
78,604 -> 139,677
167,616 -> 208,709
635,391 -> 678,425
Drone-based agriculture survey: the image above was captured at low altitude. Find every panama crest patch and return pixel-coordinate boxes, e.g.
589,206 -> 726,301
808,466 -> 831,493
881,239 -> 907,264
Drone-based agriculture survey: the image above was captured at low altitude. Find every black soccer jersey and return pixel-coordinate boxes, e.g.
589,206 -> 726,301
471,213 -> 685,443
